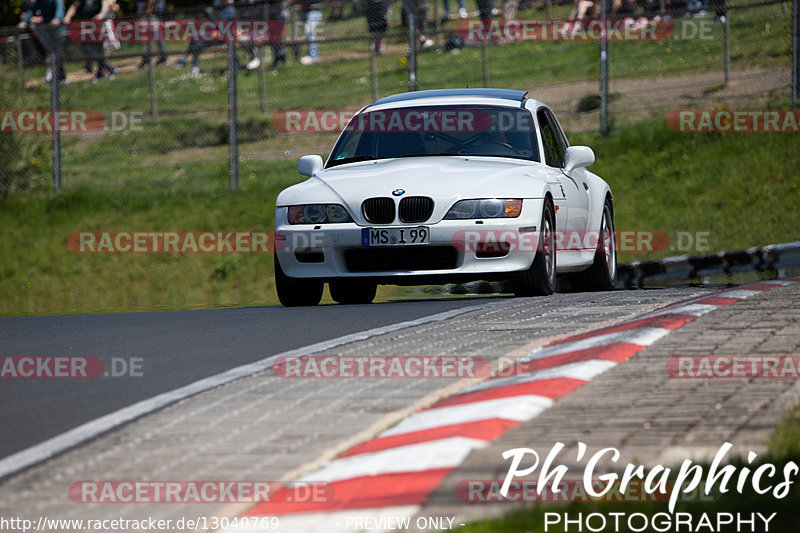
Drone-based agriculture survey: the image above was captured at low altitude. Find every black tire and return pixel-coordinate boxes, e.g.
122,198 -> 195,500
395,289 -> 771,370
569,198 -> 616,292
329,279 -> 377,305
274,255 -> 323,307
512,199 -> 556,297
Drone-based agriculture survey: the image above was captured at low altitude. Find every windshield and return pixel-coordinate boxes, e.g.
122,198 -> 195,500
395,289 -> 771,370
327,105 -> 539,167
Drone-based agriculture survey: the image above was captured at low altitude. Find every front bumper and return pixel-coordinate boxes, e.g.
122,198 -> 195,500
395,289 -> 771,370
274,201 -> 544,283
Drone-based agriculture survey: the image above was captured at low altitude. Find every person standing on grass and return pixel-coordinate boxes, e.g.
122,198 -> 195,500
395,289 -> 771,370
64,0 -> 117,82
365,0 -> 391,55
405,0 -> 432,48
170,0 -> 237,76
443,0 -> 467,20
137,0 -> 168,68
238,0 -> 263,71
296,0 -> 322,64
18,0 -> 68,84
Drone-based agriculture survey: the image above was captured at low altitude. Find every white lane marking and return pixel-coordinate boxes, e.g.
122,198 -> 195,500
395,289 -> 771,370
651,303 -> 720,317
714,289 -> 762,299
298,437 -> 488,483
764,280 -> 796,286
221,506 -> 421,533
463,359 -> 618,394
0,300 -> 506,480
520,327 -> 672,363
379,395 -> 554,438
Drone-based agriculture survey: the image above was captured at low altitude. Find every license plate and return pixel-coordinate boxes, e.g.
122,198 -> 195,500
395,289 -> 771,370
362,227 -> 430,246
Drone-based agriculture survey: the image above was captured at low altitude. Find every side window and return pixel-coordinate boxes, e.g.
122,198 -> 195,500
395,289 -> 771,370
546,109 -> 569,156
542,109 -> 566,168
537,109 -> 559,168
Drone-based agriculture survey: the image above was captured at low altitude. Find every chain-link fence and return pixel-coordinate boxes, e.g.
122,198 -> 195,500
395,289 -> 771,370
0,0 -> 797,195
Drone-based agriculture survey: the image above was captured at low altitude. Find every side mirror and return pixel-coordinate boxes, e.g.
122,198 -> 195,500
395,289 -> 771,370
563,146 -> 595,172
298,155 -> 324,177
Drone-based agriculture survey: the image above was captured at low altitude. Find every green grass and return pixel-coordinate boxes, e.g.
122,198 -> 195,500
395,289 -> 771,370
571,106 -> 800,259
453,404 -> 800,533
1,172 -> 291,315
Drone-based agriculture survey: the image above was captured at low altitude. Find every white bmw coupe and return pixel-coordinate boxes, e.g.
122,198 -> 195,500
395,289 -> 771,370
274,88 -> 616,306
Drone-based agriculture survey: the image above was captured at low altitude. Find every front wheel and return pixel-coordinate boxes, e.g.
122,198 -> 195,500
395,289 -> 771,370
274,256 -> 323,307
512,199 -> 556,297
329,279 -> 377,305
569,198 -> 616,291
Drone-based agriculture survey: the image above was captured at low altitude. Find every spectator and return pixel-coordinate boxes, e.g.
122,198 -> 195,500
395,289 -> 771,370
568,0 -> 598,19
171,0 -> 237,76
475,0 -> 493,21
296,0 -> 322,64
267,0 -> 288,67
18,0 -> 67,84
365,0 -> 391,55
137,0 -> 167,68
238,0 -> 262,70
443,0 -> 467,20
405,0 -> 431,48
103,0 -> 120,54
64,0 -> 117,83
501,0 -> 517,20
329,0 -> 344,19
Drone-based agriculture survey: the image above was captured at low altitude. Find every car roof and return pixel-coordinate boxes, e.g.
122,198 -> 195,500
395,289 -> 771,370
373,88 -> 527,105
366,88 -> 542,111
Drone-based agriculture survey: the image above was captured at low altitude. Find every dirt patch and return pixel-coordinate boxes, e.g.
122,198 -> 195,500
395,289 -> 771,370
530,66 -> 790,132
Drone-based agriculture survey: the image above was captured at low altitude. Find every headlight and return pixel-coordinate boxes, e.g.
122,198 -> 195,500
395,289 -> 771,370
444,199 -> 522,219
287,204 -> 353,224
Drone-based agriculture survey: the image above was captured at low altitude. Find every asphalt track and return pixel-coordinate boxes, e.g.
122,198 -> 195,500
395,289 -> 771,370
0,297 -> 510,460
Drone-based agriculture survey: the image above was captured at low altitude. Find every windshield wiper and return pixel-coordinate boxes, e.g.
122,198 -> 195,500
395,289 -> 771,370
328,155 -> 378,167
391,152 -> 467,158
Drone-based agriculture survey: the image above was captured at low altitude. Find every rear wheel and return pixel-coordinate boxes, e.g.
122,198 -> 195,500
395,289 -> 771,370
274,256 -> 323,307
512,199 -> 556,297
329,279 -> 377,305
569,198 -> 616,291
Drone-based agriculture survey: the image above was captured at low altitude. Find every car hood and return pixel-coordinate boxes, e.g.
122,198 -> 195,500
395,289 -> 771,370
276,156 -> 553,219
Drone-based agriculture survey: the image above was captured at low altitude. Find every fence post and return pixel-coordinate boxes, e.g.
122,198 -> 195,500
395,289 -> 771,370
481,39 -> 490,87
16,36 -> 25,87
434,0 -> 442,47
369,40 -> 379,100
258,46 -> 268,113
148,52 -> 158,118
545,0 -> 552,20
50,50 -> 61,193
792,0 -> 799,108
227,40 -> 239,192
405,0 -> 418,91
599,0 -> 609,135
723,11 -> 730,84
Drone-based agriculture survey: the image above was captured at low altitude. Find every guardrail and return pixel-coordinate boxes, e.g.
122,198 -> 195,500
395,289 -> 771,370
430,241 -> 800,296
617,240 -> 800,288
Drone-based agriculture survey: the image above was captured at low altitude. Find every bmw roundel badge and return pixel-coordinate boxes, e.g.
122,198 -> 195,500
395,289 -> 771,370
392,189 -> 405,196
